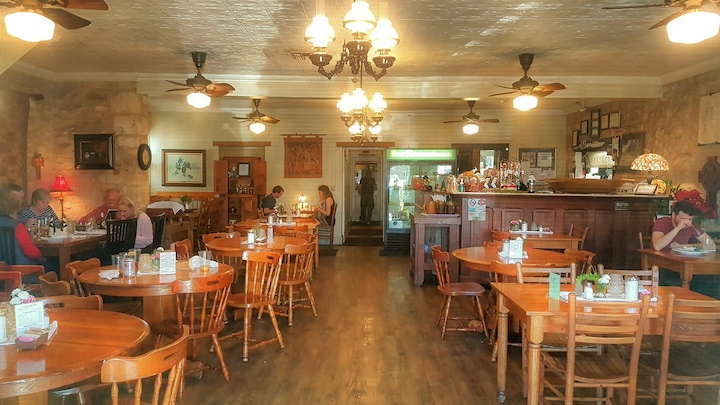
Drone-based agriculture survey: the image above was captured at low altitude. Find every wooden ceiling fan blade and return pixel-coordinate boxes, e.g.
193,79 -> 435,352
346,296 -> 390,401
260,116 -> 280,124
649,8 -> 690,29
488,91 -> 518,97
494,85 -> 516,90
166,80 -> 192,87
165,88 -> 191,93
536,83 -> 566,91
205,83 -> 235,97
233,117 -> 250,122
54,0 -> 109,10
532,90 -> 554,98
602,3 -> 669,9
0,2 -> 20,8
42,8 -> 90,29
479,119 -> 500,123
442,120 -> 465,124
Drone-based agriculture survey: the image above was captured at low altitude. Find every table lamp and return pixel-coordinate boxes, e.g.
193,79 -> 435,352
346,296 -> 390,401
50,174 -> 73,224
298,194 -> 307,210
630,152 -> 669,183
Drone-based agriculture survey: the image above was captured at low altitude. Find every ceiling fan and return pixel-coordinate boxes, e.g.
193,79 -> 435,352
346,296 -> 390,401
489,53 -> 566,110
233,99 -> 280,134
0,0 -> 108,39
165,52 -> 235,108
602,0 -> 719,32
443,100 -> 499,134
576,101 -> 588,112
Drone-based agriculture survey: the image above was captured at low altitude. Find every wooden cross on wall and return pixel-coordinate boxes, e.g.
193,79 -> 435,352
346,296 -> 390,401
698,156 -> 720,210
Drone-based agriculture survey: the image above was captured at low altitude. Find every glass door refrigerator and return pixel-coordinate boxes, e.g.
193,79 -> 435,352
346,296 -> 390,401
384,149 -> 456,250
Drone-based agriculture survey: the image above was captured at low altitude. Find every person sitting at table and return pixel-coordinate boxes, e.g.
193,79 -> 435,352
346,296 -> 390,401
18,188 -> 60,233
0,184 -> 43,267
116,197 -> 153,250
79,188 -> 121,224
652,200 -> 716,251
261,185 -> 284,215
315,185 -> 336,226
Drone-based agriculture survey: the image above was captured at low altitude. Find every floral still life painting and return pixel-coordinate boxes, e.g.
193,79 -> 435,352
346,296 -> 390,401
162,149 -> 206,187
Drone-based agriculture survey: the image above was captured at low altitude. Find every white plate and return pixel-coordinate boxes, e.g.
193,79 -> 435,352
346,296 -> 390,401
672,249 -> 707,256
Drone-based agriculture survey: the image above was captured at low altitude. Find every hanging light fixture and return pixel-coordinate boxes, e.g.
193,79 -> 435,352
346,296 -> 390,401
337,68 -> 387,144
462,123 -> 480,135
513,94 -> 538,111
4,11 -> 55,42
666,9 -> 720,44
186,92 -> 211,108
304,0 -> 399,81
248,121 -> 266,134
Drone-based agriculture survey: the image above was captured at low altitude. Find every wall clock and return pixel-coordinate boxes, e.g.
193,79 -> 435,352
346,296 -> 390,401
137,144 -> 152,170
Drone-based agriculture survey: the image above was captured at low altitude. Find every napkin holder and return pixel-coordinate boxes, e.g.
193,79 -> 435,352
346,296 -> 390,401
508,237 -> 524,259
15,321 -> 58,350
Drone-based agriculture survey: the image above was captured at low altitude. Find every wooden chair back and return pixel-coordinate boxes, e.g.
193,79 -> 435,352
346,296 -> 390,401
0,227 -> 17,265
170,239 -> 193,260
431,247 -> 452,290
232,222 -> 261,236
39,272 -> 72,296
66,258 -> 102,297
562,293 -> 650,403
0,271 -> 22,301
657,293 -> 720,404
0,262 -> 45,280
43,294 -> 103,310
295,231 -> 316,243
148,213 -> 166,252
516,262 -> 576,285
483,240 -> 502,249
274,224 -> 309,237
491,229 -> 511,241
318,204 -> 337,246
579,226 -> 589,250
212,249 -> 247,280
282,242 -> 315,284
597,264 -> 659,288
101,325 -> 188,405
563,248 -> 595,275
106,219 -> 138,255
201,232 -> 241,249
171,272 -> 233,339
245,251 -> 283,300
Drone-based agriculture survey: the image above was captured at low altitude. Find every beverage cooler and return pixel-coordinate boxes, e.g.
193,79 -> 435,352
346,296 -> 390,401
385,149 -> 456,250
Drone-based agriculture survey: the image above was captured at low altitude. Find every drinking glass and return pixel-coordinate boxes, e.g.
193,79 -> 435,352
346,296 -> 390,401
199,250 -> 212,273
607,274 -> 624,298
111,254 -> 122,273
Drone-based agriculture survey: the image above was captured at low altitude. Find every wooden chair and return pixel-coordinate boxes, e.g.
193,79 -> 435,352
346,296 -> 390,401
66,258 -> 142,315
105,218 -> 138,255
0,227 -> 17,265
101,325 -> 188,405
0,262 -> 44,291
141,213 -> 166,253
38,272 -> 72,296
563,248 -> 596,275
317,203 -> 337,247
542,294 -> 651,404
152,271 -> 233,388
295,231 -> 316,243
568,225 -> 589,250
491,229 -> 511,241
201,232 -> 240,250
274,224 -> 309,237
212,249 -> 247,284
0,271 -> 21,301
597,264 -> 658,289
274,242 -> 317,326
42,294 -> 103,310
170,238 -> 193,260
638,231 -> 653,250
654,293 -> 720,404
224,251 -> 284,362
432,246 -> 489,339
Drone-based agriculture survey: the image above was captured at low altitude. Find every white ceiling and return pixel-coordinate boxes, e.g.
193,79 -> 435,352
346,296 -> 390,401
6,0 -> 720,114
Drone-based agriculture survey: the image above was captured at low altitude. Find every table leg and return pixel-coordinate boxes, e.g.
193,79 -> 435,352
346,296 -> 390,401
570,240 -> 578,250
414,224 -> 425,286
58,251 -> 72,281
496,294 -> 508,403
314,227 -> 319,271
526,315 -> 545,405
681,266 -> 693,289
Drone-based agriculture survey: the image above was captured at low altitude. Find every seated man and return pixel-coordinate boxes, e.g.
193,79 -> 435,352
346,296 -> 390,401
79,188 -> 121,224
261,185 -> 284,216
652,200 -> 716,251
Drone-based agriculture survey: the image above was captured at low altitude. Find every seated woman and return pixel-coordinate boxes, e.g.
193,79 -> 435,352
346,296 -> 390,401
0,184 -> 44,271
18,188 -> 59,232
315,185 -> 336,226
116,197 -> 153,250
652,200 -> 716,251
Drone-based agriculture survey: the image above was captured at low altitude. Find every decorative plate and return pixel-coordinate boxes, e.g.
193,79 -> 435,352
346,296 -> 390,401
651,178 -> 666,194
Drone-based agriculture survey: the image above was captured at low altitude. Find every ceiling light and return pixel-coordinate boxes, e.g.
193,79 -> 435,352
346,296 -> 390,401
513,94 -> 538,111
666,10 -> 720,44
5,11 -> 55,42
462,123 -> 480,135
305,0 -> 399,81
187,92 -> 211,108
338,80 -> 386,144
249,122 -> 266,134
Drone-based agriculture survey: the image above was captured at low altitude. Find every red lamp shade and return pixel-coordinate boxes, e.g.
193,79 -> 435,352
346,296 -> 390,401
50,175 -> 73,198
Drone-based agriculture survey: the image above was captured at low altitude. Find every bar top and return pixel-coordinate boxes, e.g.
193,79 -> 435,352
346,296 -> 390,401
452,191 -> 667,199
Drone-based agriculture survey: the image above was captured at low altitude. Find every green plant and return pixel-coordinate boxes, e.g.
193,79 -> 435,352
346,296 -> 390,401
574,266 -> 610,287
179,195 -> 192,205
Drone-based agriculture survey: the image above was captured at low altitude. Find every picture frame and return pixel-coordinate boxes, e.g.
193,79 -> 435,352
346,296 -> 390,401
572,130 -> 579,147
519,148 -> 555,170
609,111 -> 621,128
580,120 -> 589,135
600,114 -> 610,130
591,127 -> 600,138
617,132 -> 645,172
237,162 -> 251,176
634,183 -> 658,195
162,149 -> 206,187
74,134 -> 114,170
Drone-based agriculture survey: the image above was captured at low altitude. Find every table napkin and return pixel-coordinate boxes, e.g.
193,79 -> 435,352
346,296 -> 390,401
99,270 -> 120,280
189,256 -> 219,269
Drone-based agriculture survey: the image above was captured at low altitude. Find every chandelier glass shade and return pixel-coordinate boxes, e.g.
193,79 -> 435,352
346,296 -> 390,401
305,0 -> 399,81
630,152 -> 670,172
513,94 -> 538,111
338,87 -> 386,144
5,11 -> 55,42
666,10 -> 720,44
187,92 -> 211,108
248,121 -> 266,134
462,123 -> 480,135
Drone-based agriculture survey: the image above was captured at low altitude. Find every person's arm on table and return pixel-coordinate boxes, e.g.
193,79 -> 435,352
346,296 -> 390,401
15,224 -> 42,261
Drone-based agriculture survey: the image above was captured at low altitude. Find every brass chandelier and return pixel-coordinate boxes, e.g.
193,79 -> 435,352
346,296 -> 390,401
304,0 -> 399,81
337,67 -> 387,144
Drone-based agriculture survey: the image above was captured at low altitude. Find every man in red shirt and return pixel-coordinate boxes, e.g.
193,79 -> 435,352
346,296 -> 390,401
652,200 -> 716,251
79,188 -> 121,223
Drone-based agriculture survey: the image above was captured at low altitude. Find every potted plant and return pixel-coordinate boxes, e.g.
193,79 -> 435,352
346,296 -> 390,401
575,267 -> 610,297
179,195 -> 192,210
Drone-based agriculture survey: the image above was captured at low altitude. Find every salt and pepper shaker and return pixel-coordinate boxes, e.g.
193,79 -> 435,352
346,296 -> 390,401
247,229 -> 256,244
583,282 -> 594,300
0,314 -> 6,343
521,221 -> 528,232
625,276 -> 639,301
502,239 -> 510,256
267,225 -> 274,242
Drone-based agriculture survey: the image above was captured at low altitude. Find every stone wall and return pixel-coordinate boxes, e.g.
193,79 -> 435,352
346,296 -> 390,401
0,70 -> 150,218
0,88 -> 29,187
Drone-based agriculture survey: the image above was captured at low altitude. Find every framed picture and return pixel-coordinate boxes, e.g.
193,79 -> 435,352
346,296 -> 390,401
572,130 -> 579,147
580,120 -> 589,135
609,111 -> 621,128
237,163 -> 251,176
519,148 -> 555,170
162,149 -> 206,187
591,127 -> 600,138
617,132 -> 645,172
634,183 -> 658,195
590,108 -> 600,125
284,136 -> 323,178
600,114 -> 610,130
520,150 -> 537,167
74,134 -> 114,170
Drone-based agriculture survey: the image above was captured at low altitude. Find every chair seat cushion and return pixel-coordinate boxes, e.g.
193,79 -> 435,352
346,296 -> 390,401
227,293 -> 274,309
543,352 -> 630,383
438,282 -> 486,296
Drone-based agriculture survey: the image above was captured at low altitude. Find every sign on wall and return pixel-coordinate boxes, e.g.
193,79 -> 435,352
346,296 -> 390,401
467,198 -> 486,221
284,135 -> 323,178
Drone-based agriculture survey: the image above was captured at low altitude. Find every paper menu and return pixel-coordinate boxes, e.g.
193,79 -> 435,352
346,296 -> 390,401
159,251 -> 177,274
548,272 -> 561,300
14,301 -> 45,336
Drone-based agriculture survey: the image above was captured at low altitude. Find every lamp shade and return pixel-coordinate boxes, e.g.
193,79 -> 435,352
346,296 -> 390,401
666,11 -> 720,44
187,92 -> 211,108
630,152 -> 670,172
50,175 -> 73,198
462,123 -> 480,135
248,121 -> 266,134
343,0 -> 376,34
5,11 -> 55,42
513,94 -> 538,111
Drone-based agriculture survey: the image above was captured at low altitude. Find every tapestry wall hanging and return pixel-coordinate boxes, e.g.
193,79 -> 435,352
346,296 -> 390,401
284,135 -> 322,178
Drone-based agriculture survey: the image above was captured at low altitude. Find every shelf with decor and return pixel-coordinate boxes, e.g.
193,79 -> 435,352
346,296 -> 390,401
214,157 -> 267,225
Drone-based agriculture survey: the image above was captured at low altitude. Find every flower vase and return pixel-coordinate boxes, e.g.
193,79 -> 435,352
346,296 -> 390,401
594,283 -> 607,298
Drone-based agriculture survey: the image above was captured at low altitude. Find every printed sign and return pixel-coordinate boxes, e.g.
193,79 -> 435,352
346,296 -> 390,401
467,198 -> 486,221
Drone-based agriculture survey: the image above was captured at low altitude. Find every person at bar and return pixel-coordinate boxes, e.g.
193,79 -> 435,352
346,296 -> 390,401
115,197 -> 153,250
18,188 -> 59,232
79,188 -> 121,223
315,185 -> 336,226
261,185 -> 284,215
357,170 -> 377,225
0,183 -> 43,266
652,200 -> 716,251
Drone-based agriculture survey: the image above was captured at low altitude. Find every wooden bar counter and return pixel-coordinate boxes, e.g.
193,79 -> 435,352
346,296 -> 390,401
452,191 -> 669,281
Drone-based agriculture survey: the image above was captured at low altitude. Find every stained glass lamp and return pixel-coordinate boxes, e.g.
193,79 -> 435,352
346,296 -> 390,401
630,152 -> 669,183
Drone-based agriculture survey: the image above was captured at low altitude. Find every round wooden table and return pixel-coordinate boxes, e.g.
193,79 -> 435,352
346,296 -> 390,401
0,309 -> 149,402
206,235 -> 305,253
452,246 -> 575,277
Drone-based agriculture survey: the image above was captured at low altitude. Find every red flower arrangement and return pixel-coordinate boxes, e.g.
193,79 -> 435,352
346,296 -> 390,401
674,189 -> 717,219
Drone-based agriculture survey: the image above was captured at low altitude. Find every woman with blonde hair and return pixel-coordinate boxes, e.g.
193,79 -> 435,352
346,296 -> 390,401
315,185 -> 336,226
116,197 -> 153,249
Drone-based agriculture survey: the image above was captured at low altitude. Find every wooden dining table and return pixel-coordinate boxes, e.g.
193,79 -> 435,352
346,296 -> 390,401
639,247 -> 720,289
452,245 -> 575,276
495,230 -> 582,251
206,235 -> 306,254
78,262 -> 234,325
0,308 -> 149,404
492,283 -> 713,404
34,232 -> 106,281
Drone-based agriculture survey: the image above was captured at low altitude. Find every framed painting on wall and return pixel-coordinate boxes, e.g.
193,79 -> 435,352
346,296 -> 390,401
519,148 -> 555,170
284,135 -> 323,178
617,132 -> 645,172
74,134 -> 114,170
162,149 -> 206,187
580,120 -> 589,135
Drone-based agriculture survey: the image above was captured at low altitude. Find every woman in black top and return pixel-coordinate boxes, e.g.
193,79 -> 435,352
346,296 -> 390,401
315,185 -> 335,226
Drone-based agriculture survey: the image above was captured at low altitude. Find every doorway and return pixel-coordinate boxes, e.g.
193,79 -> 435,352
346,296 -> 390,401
345,149 -> 384,225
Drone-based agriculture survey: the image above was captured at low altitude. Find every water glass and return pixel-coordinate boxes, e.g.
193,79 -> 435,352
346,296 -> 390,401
199,250 -> 212,273
607,274 -> 625,298
111,254 -> 122,272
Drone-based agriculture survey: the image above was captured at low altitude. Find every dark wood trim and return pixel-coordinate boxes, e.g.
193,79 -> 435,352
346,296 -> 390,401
336,142 -> 395,148
212,141 -> 272,147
